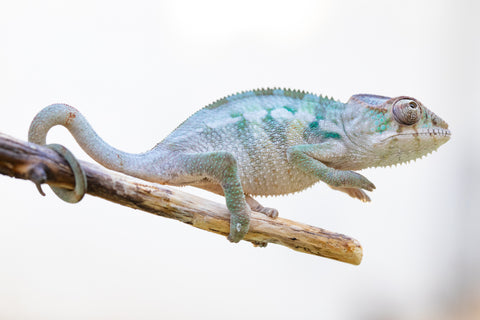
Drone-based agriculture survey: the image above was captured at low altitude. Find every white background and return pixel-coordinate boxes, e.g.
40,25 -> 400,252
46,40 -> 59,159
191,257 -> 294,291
1,0 -> 479,319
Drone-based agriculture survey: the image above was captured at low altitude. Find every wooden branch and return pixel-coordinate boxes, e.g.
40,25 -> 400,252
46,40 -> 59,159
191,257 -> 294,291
0,132 -> 363,265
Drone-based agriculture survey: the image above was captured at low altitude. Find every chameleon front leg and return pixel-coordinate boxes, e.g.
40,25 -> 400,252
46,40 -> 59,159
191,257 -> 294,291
177,152 -> 250,242
287,144 -> 376,192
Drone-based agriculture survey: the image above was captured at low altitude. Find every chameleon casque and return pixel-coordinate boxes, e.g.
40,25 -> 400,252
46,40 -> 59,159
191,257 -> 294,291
28,88 -> 451,242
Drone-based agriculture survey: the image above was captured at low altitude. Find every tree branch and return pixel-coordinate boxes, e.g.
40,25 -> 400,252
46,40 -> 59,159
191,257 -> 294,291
0,132 -> 363,265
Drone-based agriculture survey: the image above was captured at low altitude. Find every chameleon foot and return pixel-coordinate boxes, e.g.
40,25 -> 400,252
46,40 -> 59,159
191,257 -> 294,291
227,210 -> 250,243
256,206 -> 279,218
45,144 -> 87,203
251,240 -> 268,248
245,195 -> 279,218
330,186 -> 371,202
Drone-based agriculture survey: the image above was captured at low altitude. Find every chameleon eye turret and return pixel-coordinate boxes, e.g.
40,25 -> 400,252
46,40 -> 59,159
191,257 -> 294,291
392,99 -> 421,125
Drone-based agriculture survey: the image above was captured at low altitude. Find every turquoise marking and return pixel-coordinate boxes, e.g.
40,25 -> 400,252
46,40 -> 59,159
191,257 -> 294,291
367,109 -> 390,133
322,131 -> 341,139
283,105 -> 297,114
304,121 -> 341,140
236,117 -> 248,130
273,89 -> 284,95
309,121 -> 319,130
375,117 -> 389,133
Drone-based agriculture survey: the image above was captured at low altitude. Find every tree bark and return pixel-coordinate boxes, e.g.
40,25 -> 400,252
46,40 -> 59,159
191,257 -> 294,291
0,132 -> 363,265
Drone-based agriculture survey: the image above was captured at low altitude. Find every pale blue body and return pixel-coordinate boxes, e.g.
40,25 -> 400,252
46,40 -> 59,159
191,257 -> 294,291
28,88 -> 451,242
160,91 -> 345,196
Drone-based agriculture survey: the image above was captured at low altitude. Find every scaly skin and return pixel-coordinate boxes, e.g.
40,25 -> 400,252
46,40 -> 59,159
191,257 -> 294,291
28,88 -> 451,242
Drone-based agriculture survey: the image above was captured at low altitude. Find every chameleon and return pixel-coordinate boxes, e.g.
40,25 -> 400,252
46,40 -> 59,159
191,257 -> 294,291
28,88 -> 451,242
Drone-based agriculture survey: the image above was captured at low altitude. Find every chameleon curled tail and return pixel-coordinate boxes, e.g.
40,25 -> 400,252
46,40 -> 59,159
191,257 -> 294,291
28,104 -> 147,201
28,104 -> 251,242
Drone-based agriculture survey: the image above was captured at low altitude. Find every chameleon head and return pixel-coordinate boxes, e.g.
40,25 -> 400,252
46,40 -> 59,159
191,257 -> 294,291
347,94 -> 451,167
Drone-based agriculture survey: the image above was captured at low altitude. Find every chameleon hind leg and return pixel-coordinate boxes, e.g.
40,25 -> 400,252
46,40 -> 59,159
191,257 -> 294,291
169,152 -> 251,243
191,183 -> 279,219
192,183 -> 279,219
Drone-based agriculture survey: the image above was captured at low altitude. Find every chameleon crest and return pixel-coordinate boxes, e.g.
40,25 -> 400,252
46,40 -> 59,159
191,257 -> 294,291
28,88 -> 451,242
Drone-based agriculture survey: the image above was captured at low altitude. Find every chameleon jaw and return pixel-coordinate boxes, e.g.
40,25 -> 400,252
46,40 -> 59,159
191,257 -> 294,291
368,127 -> 451,168
380,127 -> 451,142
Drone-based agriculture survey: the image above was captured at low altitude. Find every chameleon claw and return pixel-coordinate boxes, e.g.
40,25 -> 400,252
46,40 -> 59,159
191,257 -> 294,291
35,181 -> 46,196
45,143 -> 87,203
28,163 -> 48,196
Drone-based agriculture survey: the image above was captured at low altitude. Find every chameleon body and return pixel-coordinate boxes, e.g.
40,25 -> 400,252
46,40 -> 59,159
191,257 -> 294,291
28,88 -> 451,242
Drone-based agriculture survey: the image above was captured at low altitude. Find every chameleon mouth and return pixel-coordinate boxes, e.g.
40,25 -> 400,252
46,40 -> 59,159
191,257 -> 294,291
382,127 -> 451,142
423,127 -> 451,137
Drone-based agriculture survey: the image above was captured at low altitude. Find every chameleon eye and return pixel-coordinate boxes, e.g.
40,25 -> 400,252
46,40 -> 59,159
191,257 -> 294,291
393,100 -> 421,125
